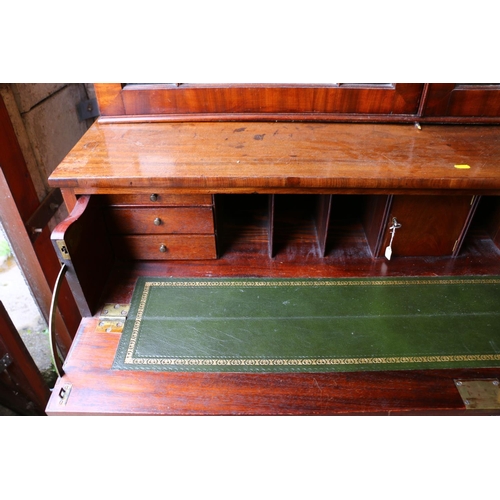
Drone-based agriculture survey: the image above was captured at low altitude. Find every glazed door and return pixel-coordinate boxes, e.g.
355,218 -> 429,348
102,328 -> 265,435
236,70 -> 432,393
95,83 -> 425,118
423,84 -> 500,118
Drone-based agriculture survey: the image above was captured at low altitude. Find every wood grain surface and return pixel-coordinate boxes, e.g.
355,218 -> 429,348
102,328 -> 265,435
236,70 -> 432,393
48,122 -> 500,194
111,234 -> 217,260
119,84 -> 423,116
47,316 -> 500,415
105,207 -> 214,234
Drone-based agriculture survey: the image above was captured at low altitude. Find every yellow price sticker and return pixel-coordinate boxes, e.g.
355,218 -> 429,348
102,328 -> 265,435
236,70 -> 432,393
455,164 -> 471,169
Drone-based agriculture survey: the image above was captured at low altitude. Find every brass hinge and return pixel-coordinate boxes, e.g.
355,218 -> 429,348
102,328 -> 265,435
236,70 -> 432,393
96,303 -> 130,333
454,379 -> 500,410
56,240 -> 71,260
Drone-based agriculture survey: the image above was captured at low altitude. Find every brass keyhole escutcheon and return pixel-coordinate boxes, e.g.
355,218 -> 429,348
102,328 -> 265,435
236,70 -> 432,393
154,217 -> 162,226
159,244 -> 167,253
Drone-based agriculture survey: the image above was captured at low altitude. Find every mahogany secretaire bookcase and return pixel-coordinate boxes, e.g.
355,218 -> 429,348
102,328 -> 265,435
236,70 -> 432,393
45,84 -> 500,415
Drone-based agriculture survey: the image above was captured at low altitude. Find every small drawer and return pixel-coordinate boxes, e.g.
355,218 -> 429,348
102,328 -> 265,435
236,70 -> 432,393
101,194 -> 213,207
105,207 -> 214,234
112,234 -> 217,260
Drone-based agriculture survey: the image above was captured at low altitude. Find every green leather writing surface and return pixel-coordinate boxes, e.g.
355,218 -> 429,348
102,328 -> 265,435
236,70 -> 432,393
112,277 -> 500,372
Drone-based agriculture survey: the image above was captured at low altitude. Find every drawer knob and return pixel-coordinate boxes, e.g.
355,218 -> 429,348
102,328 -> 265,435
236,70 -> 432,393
153,217 -> 162,226
159,244 -> 167,253
150,193 -> 158,202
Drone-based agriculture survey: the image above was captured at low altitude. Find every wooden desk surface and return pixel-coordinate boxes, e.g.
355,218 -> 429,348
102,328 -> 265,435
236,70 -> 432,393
45,258 -> 500,416
48,122 -> 500,194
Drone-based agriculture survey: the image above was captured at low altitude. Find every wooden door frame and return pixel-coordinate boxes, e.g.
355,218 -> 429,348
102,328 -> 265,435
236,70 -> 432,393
0,301 -> 50,415
0,93 -> 80,360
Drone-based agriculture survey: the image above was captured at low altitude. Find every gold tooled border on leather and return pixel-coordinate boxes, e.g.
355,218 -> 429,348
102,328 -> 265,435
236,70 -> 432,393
125,354 -> 500,367
132,278 -> 500,289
